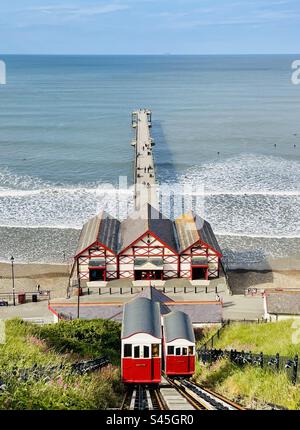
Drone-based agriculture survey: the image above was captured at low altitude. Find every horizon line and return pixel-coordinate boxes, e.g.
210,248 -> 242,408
1,53 -> 300,57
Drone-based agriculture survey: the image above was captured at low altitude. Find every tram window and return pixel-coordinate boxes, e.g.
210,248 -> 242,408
124,344 -> 132,357
144,345 -> 150,358
152,344 -> 159,358
175,347 -> 181,356
167,346 -> 174,355
189,346 -> 194,355
182,347 -> 188,356
134,346 -> 140,358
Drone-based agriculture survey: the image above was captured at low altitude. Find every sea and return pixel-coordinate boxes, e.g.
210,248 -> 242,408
0,55 -> 299,269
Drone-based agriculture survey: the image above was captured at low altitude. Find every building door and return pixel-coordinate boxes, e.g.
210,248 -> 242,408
191,266 -> 208,280
135,270 -> 163,280
89,268 -> 105,281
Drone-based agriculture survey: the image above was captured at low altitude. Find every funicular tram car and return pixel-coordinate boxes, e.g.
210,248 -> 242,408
121,297 -> 162,384
163,311 -> 196,377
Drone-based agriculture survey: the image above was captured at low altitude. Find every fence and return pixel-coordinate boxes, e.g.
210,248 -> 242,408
0,290 -> 51,305
0,356 -> 109,388
197,348 -> 299,385
201,318 -> 271,351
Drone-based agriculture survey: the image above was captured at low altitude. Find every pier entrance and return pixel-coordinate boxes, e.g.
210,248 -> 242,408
191,267 -> 208,281
89,268 -> 106,282
134,270 -> 163,281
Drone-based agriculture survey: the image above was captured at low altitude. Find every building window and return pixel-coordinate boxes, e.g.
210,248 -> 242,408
134,345 -> 140,358
167,346 -> 174,355
144,345 -> 150,358
152,344 -> 160,358
123,344 -> 132,357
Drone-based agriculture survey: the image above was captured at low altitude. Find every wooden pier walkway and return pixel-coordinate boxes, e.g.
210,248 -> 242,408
131,109 -> 158,208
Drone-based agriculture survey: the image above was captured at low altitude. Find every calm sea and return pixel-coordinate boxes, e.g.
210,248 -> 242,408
0,55 -> 299,268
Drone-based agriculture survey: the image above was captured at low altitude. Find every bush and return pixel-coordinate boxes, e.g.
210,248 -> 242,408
0,319 -> 123,410
34,319 -> 121,364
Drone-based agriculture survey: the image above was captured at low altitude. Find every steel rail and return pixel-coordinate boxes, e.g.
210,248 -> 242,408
189,381 -> 244,410
180,379 -> 244,410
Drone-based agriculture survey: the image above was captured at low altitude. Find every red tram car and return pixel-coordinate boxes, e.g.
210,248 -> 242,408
163,311 -> 195,377
121,297 -> 162,384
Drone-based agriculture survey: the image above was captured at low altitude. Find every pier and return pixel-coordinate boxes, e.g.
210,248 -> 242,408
71,109 -> 223,291
131,109 -> 158,208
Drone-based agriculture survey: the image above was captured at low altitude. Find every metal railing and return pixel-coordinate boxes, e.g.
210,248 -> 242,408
197,348 -> 299,385
0,355 -> 110,387
200,318 -> 269,351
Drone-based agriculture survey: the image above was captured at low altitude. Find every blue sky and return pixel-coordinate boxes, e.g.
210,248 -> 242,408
0,0 -> 300,54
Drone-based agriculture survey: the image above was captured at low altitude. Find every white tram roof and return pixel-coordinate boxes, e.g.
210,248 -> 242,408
163,311 -> 195,344
121,297 -> 162,340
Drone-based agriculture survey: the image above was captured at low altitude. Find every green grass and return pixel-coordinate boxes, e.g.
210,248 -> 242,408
194,359 -> 300,410
211,320 -> 300,356
194,319 -> 300,410
0,319 -> 123,410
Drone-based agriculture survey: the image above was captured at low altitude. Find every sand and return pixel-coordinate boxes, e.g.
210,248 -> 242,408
0,262 -> 70,299
1,261 -> 299,301
228,269 -> 300,294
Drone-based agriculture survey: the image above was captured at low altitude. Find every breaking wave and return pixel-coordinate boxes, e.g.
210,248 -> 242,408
0,154 -> 299,238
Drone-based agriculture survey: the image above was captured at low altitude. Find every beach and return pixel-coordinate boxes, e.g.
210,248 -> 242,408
0,262 -> 70,299
1,261 -> 300,302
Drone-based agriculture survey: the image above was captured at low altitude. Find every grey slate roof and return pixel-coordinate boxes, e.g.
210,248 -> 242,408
98,214 -> 121,254
195,214 -> 222,256
51,305 -> 123,321
266,292 -> 300,315
122,297 -> 162,339
136,286 -> 173,315
76,214 -> 101,257
163,311 -> 195,343
167,303 -> 223,324
75,205 -> 221,258
120,203 -> 178,252
50,299 -> 222,325
75,211 -> 120,256
175,212 -> 222,255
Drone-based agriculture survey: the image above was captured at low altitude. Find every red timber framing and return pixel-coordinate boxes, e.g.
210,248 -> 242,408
76,241 -> 118,283
180,240 -> 221,280
118,231 -> 179,280
75,231 -> 221,283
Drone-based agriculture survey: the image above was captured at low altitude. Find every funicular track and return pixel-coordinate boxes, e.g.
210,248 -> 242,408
122,385 -> 166,410
166,377 -> 244,410
121,378 -> 243,411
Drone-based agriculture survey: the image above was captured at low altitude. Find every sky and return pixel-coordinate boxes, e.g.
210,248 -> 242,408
0,0 -> 300,54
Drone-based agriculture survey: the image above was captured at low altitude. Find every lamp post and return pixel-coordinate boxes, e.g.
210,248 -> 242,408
77,286 -> 80,319
11,256 -> 16,306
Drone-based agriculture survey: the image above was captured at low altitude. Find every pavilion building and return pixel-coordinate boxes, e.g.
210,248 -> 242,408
73,203 -> 222,287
